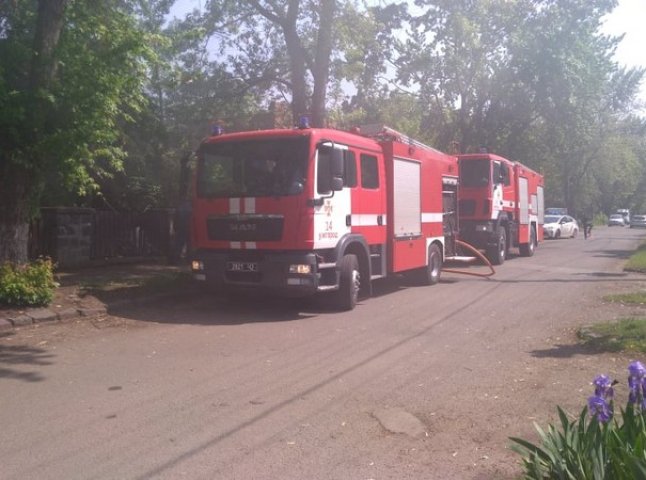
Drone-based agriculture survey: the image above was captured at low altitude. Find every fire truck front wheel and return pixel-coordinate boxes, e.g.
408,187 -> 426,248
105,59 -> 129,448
487,227 -> 507,265
335,254 -> 360,311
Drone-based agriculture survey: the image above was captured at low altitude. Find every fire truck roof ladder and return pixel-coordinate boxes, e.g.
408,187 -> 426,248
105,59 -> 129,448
358,124 -> 445,156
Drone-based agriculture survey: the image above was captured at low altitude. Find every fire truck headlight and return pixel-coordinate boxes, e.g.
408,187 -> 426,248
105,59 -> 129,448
289,264 -> 311,274
475,224 -> 492,233
191,260 -> 204,272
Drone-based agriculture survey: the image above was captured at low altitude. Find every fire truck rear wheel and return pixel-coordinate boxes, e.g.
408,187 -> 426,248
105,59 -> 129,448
336,254 -> 360,311
487,227 -> 506,265
519,227 -> 536,257
420,244 -> 443,286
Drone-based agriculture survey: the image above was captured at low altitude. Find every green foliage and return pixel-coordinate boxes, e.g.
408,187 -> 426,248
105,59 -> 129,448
511,374 -> 646,479
0,258 -> 57,307
625,244 -> 646,273
393,0 -> 646,215
603,292 -> 646,305
0,0 -> 155,243
579,318 -> 646,353
510,407 -> 609,479
593,213 -> 608,226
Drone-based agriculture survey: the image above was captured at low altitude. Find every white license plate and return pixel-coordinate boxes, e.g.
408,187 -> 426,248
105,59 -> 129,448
226,261 -> 258,272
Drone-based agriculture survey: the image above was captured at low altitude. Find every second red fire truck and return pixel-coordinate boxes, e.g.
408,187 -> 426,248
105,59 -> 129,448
457,152 -> 545,264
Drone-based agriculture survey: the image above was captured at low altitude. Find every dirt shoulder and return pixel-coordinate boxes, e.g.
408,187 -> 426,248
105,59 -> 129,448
0,262 -> 191,330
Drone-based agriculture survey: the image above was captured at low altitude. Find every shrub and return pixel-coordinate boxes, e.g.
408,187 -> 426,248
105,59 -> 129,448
510,361 -> 646,479
0,258 -> 57,307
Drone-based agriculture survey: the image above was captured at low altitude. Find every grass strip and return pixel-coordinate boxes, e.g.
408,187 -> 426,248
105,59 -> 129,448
625,242 -> 646,273
578,318 -> 646,353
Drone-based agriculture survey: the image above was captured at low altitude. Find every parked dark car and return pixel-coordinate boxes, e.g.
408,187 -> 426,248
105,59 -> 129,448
630,214 -> 646,228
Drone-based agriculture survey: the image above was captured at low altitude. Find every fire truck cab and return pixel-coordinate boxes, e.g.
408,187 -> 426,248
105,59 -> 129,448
457,153 -> 544,265
190,124 -> 458,310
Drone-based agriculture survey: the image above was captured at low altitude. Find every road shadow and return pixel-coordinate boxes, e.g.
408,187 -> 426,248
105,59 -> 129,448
0,342 -> 55,382
591,248 -> 636,260
494,274 -> 645,284
105,272 -> 465,326
580,271 -> 631,277
107,292 -> 316,326
530,342 -> 598,359
56,262 -> 184,287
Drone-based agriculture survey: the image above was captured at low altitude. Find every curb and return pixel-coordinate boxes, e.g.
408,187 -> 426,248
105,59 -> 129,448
0,286 -> 200,331
0,305 -> 108,330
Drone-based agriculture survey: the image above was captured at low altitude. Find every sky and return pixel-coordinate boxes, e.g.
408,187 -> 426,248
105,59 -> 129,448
601,0 -> 646,101
171,0 -> 646,101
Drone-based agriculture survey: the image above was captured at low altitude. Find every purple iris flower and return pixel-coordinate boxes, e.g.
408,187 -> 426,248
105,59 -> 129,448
588,395 -> 613,423
593,374 -> 614,399
628,362 -> 646,407
629,361 -> 646,379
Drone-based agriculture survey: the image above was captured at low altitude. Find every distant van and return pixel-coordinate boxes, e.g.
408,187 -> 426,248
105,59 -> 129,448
616,209 -> 630,224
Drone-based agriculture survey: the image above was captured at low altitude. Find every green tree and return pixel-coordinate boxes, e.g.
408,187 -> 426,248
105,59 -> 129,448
198,0 -> 341,127
0,0 -> 152,263
395,0 -> 645,214
508,0 -> 644,214
111,1 -> 264,210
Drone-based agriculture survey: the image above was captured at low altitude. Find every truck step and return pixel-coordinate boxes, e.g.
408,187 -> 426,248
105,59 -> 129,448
317,262 -> 337,270
445,255 -> 478,262
317,285 -> 338,292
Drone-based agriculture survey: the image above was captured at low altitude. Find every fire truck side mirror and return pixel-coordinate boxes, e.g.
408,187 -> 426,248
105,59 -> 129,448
329,148 -> 344,191
500,164 -> 510,185
317,143 -> 344,192
331,149 -> 344,178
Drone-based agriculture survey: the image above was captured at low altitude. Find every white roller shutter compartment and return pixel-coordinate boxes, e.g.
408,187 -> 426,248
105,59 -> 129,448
393,158 -> 421,237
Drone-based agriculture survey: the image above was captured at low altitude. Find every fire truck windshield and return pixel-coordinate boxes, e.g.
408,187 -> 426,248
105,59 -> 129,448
459,158 -> 490,187
197,137 -> 308,198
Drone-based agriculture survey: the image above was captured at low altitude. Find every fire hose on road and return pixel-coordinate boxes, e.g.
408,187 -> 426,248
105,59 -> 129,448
442,239 -> 496,278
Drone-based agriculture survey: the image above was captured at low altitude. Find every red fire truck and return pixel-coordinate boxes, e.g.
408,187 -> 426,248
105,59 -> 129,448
190,123 -> 459,310
457,152 -> 544,265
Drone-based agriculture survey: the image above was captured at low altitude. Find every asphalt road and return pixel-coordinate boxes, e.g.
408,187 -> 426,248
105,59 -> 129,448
2,226 -> 646,480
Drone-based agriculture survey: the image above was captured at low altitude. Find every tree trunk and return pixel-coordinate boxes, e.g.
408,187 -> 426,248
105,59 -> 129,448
30,0 -> 67,93
0,163 -> 32,264
283,23 -> 309,125
0,0 -> 68,264
311,0 -> 336,128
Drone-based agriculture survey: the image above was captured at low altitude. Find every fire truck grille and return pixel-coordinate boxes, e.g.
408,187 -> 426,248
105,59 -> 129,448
207,214 -> 284,242
458,199 -> 476,216
225,270 -> 262,283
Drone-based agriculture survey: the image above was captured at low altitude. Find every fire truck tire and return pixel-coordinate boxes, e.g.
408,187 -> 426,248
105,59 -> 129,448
420,244 -> 443,286
519,227 -> 536,257
487,227 -> 506,265
336,254 -> 360,311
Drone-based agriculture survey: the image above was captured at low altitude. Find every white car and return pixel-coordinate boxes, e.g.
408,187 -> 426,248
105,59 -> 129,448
608,214 -> 626,226
543,215 -> 579,239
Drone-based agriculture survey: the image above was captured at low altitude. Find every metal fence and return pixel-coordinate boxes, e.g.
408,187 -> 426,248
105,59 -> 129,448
30,208 -> 174,267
